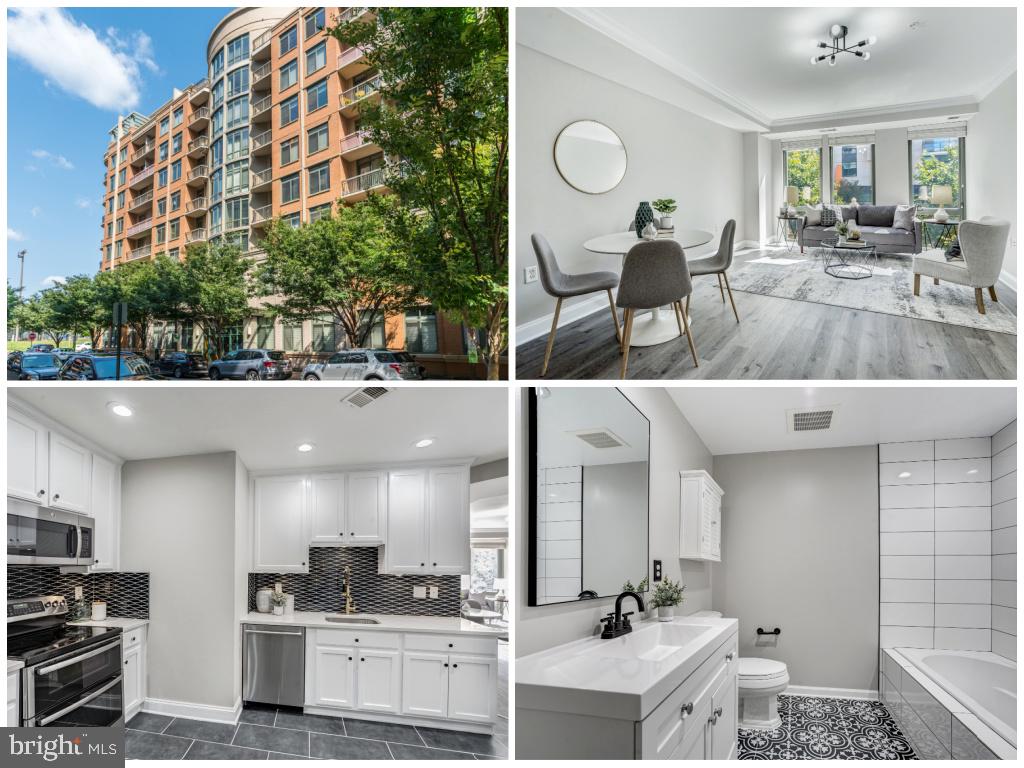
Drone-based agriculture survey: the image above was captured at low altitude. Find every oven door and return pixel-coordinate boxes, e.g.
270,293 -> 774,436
24,639 -> 123,724
33,676 -> 124,728
7,504 -> 80,565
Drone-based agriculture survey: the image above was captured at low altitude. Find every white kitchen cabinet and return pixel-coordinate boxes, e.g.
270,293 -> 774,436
447,654 -> 497,723
310,474 -> 346,546
253,476 -> 309,572
347,471 -> 385,545
384,470 -> 429,572
7,408 -> 49,504
89,454 -> 120,572
309,645 -> 357,709
383,466 -> 470,575
122,625 -> 147,720
679,470 -> 723,562
401,652 -> 449,718
427,467 -> 471,574
7,670 -> 19,726
355,649 -> 401,714
48,433 -> 92,514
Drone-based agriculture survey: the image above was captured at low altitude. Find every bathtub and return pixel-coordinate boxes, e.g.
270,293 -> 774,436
882,647 -> 1016,760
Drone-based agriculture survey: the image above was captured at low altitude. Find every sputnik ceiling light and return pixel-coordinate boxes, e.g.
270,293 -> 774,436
811,24 -> 877,66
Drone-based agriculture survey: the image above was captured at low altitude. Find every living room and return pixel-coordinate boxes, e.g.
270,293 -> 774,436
515,6 -> 1016,380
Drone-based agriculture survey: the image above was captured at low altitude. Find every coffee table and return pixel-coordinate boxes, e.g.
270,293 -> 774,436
821,237 -> 877,280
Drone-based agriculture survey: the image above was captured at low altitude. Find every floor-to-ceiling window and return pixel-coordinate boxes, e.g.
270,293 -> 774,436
829,138 -> 875,204
782,143 -> 822,207
909,127 -> 966,220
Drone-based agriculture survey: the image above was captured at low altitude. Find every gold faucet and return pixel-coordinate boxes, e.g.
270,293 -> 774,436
343,566 -> 356,614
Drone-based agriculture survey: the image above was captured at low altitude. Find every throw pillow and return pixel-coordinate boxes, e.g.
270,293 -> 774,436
804,207 -> 822,226
840,205 -> 858,223
893,205 -> 917,231
819,206 -> 837,227
858,205 -> 897,227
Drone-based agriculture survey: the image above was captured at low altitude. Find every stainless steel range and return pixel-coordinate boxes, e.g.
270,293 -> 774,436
7,595 -> 124,727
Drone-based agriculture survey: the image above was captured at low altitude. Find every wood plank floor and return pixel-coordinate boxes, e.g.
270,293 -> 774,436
516,277 -> 1017,380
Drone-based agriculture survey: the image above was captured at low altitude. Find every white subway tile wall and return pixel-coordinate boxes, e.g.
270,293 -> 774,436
536,465 -> 583,602
990,420 -> 1015,661
878,437 -> 995,651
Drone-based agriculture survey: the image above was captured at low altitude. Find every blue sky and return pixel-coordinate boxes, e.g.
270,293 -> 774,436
7,6 -> 230,295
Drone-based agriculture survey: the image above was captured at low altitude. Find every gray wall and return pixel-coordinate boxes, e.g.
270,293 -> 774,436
711,446 -> 879,691
517,388 -> 714,657
991,420 -> 1016,659
121,451 -> 241,709
583,461 -> 648,597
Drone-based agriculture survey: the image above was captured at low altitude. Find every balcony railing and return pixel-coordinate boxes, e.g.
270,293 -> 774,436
251,205 -> 273,225
187,136 -> 210,156
251,129 -> 273,152
188,78 -> 210,105
131,141 -> 155,164
184,229 -> 207,244
252,95 -> 272,118
128,190 -> 153,211
185,197 -> 208,215
252,30 -> 271,53
342,166 -> 387,197
126,218 -> 153,237
251,168 -> 273,189
252,60 -> 272,83
341,130 -> 371,153
187,165 -> 209,182
341,75 -> 382,108
129,165 -> 155,187
188,106 -> 210,127
338,7 -> 369,23
338,46 -> 367,71
127,245 -> 152,261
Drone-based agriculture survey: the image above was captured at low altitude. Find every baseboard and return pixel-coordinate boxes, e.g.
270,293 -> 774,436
998,270 -> 1017,303
303,705 -> 493,734
516,293 -> 608,345
142,696 -> 242,724
785,685 -> 879,701
736,239 -> 760,250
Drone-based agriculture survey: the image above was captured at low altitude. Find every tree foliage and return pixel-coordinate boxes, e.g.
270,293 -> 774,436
914,144 -> 961,207
177,241 -> 251,360
784,148 -> 821,205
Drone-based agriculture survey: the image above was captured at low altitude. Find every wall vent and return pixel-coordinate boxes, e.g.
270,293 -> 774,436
568,427 -> 629,449
787,406 -> 838,432
342,387 -> 390,408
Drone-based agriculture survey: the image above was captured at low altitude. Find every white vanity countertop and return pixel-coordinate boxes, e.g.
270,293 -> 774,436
516,616 -> 738,721
8,659 -> 25,674
241,611 -> 504,636
69,617 -> 150,632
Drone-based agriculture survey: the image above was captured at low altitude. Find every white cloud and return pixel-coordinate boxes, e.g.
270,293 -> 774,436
8,228 -> 26,241
42,275 -> 67,288
7,8 -> 159,111
75,197 -> 92,209
31,149 -> 74,170
30,207 -> 42,217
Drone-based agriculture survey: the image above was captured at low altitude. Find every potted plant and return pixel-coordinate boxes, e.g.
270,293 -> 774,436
835,219 -> 850,242
623,576 -> 652,619
652,579 -> 685,622
652,199 -> 677,229
270,591 -> 288,616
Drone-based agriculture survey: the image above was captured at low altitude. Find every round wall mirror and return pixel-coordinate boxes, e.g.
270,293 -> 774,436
553,120 -> 627,194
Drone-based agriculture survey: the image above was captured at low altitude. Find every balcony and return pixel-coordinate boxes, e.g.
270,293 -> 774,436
187,136 -> 210,158
251,30 -> 271,59
128,190 -> 154,213
189,79 -> 210,106
340,130 -> 378,160
126,218 -> 154,238
251,205 -> 273,227
186,165 -> 209,188
251,167 -> 273,192
128,165 -> 156,190
127,245 -> 152,261
130,141 -> 155,167
131,120 -> 156,146
341,166 -> 388,201
251,95 -> 272,121
337,45 -> 370,78
185,197 -> 208,217
188,106 -> 210,130
184,228 -> 207,244
339,7 -> 374,24
339,75 -> 382,117
252,60 -> 272,88
251,129 -> 273,155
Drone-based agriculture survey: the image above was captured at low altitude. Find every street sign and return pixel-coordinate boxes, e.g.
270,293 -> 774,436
27,332 -> 36,341
113,302 -> 129,325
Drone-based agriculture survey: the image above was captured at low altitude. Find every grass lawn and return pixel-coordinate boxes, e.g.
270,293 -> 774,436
7,340 -> 79,352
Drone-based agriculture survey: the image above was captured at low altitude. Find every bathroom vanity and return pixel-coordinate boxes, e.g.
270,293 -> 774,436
516,616 -> 739,759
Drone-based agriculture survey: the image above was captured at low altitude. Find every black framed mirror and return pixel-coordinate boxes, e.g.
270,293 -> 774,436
528,387 -> 650,607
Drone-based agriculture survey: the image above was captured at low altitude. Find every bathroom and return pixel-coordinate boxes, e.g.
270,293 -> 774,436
515,386 -> 1016,760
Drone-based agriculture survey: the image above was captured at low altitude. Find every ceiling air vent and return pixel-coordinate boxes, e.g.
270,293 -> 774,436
342,387 -> 390,409
568,428 -> 629,449
786,406 -> 838,432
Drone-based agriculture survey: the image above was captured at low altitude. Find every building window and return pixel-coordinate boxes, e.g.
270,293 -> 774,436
118,168 -> 127,185
227,66 -> 249,98
256,316 -> 274,348
117,191 -> 125,209
209,203 -> 222,231
171,159 -> 182,182
279,25 -> 297,55
178,319 -> 192,350
280,59 -> 298,91
280,94 -> 299,126
109,174 -> 115,192
783,147 -> 822,207
115,240 -> 123,258
281,136 -> 299,166
225,230 -> 248,251
159,141 -> 169,162
281,172 -> 300,203
225,159 -> 249,195
305,8 -> 325,38
160,116 -> 169,135
226,128 -> 249,162
171,191 -> 180,211
308,162 -> 330,195
119,147 -> 127,162
306,78 -> 328,113
210,48 -> 224,79
307,122 -> 329,155
106,244 -> 112,261
107,222 -> 113,238
309,203 -> 332,223
212,107 -> 223,136
312,313 -> 337,352
226,96 -> 249,130
829,142 -> 875,205
116,217 -> 124,234
173,106 -> 184,127
210,169 -> 223,202
156,223 -> 166,244
210,138 -> 223,168
169,218 -> 180,239
157,198 -> 166,216
220,324 -> 244,352
283,321 -> 303,352
108,198 -> 114,214
226,34 -> 249,66
306,41 -> 327,75
212,78 -> 224,108
158,168 -> 168,188
359,311 -> 386,348
225,197 -> 249,229
168,247 -> 179,261
172,133 -> 182,154
283,212 -> 301,229
910,136 -> 965,219
405,307 -> 439,353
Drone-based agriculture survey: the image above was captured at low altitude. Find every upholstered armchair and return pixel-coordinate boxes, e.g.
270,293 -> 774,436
912,217 -> 1011,314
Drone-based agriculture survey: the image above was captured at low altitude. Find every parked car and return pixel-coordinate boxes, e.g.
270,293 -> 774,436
28,343 -> 55,353
58,352 -> 162,381
15,352 -> 64,380
7,351 -> 24,370
151,351 -> 209,379
302,349 -> 425,381
208,349 -> 293,381
54,349 -> 75,364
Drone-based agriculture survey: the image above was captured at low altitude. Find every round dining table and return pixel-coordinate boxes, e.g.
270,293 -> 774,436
583,229 -> 714,346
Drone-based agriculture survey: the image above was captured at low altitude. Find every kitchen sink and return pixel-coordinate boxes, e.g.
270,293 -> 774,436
325,615 -> 381,624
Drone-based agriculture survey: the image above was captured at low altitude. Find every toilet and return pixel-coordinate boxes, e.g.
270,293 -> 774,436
692,611 -> 790,730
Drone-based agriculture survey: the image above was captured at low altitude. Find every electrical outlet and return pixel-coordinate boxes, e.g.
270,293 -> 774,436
413,586 -> 427,599
428,586 -> 439,599
74,586 -> 84,600
524,265 -> 538,283
653,560 -> 662,582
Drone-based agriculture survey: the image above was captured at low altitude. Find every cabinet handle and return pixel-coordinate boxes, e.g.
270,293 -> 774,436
444,663 -> 449,668
448,643 -> 453,648
302,562 -> 306,566
350,532 -> 354,536
452,663 -> 458,668
725,652 -> 734,661
348,657 -> 352,661
38,490 -> 45,496
354,639 -> 359,643
433,562 -> 437,566
53,493 -> 61,500
680,702 -> 694,719
420,563 -> 425,567
709,706 -> 723,726
360,658 -> 365,662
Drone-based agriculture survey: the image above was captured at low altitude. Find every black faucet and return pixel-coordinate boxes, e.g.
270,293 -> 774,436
600,590 -> 646,639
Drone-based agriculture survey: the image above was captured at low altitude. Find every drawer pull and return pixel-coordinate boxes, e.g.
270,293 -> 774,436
680,702 -> 694,719
725,652 -> 734,661
709,706 -> 723,725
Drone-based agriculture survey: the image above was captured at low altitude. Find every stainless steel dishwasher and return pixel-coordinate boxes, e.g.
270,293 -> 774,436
242,624 -> 305,707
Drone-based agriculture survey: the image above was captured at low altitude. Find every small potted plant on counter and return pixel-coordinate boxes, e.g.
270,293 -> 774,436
270,591 -> 288,616
652,199 -> 677,230
652,579 -> 685,621
623,576 -> 652,619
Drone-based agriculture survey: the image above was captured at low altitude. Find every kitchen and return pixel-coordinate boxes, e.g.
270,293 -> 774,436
7,386 -> 509,759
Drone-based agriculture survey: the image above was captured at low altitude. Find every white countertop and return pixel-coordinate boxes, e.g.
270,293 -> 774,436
242,611 -> 503,636
69,617 -> 150,632
8,659 -> 25,674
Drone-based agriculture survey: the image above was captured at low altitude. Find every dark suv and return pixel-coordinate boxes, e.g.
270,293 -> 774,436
151,351 -> 209,379
58,352 -> 162,380
208,349 -> 293,381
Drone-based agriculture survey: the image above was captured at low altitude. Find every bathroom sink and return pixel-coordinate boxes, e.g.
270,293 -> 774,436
325,615 -> 381,624
592,622 -> 713,662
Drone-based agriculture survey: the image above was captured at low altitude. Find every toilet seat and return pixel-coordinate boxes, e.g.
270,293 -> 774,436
738,658 -> 789,691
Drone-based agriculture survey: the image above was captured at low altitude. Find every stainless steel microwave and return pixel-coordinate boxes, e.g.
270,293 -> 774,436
7,499 -> 94,566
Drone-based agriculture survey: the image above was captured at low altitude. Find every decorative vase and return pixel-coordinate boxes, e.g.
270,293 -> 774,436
660,215 -> 674,229
934,206 -> 949,223
642,221 -> 658,240
657,606 -> 674,622
634,202 -> 654,239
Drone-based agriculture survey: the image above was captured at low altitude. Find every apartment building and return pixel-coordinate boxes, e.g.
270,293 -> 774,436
100,7 -> 494,378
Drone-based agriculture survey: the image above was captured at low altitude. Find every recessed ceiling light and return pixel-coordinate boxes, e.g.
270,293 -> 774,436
415,438 -> 435,449
898,471 -> 911,479
297,443 -> 315,453
966,468 -> 978,475
107,402 -> 133,417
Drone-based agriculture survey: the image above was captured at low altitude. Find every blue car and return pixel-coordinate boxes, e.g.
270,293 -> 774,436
12,352 -> 63,380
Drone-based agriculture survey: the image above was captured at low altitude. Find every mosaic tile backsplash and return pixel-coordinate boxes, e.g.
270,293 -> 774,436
7,567 -> 150,619
248,546 -> 461,616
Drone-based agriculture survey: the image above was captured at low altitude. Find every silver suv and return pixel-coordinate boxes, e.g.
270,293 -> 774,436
302,349 -> 424,381
208,349 -> 293,380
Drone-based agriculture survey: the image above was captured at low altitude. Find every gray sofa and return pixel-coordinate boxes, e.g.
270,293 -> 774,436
797,204 -> 923,255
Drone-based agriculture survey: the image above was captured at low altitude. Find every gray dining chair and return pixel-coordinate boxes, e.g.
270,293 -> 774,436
686,219 -> 739,323
912,217 -> 1011,314
627,217 -> 662,232
617,239 -> 697,378
531,233 -> 621,376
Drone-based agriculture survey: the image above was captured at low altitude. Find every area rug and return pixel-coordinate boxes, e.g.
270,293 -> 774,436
724,248 -> 1017,335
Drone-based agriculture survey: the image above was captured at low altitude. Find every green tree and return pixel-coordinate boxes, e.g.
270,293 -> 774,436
785,149 -> 821,205
48,275 -> 103,348
914,145 -> 961,207
179,241 -> 250,360
7,283 -> 21,334
329,6 -> 509,379
255,200 -> 418,348
13,290 -> 70,346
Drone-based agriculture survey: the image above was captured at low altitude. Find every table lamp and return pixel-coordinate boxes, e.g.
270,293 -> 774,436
930,185 -> 953,223
785,186 -> 799,215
